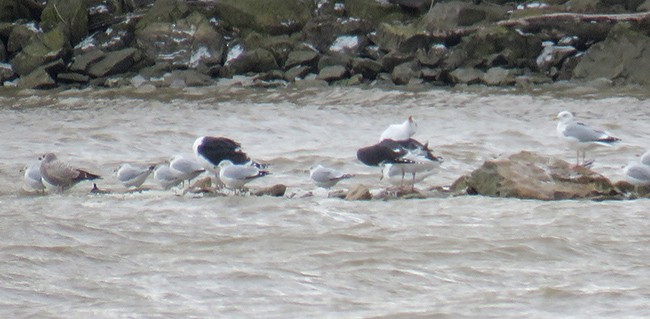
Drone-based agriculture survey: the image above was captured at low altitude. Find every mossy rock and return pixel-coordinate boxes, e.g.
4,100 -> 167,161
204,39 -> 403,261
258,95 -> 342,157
10,26 -> 70,76
40,0 -> 88,45
212,0 -> 314,35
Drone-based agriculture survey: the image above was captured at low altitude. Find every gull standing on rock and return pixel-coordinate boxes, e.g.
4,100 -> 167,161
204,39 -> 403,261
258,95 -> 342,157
115,163 -> 155,189
193,136 -> 265,173
153,164 -> 184,190
624,162 -> 650,195
218,160 -> 270,193
555,111 -> 620,167
169,155 -> 206,185
380,116 -> 417,141
39,153 -> 101,192
309,164 -> 354,189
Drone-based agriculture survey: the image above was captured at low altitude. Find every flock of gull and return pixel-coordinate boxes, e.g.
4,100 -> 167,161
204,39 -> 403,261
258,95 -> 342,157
20,111 -> 650,195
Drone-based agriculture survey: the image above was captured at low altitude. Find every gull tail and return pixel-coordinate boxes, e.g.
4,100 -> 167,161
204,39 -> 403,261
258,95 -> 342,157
78,170 -> 101,181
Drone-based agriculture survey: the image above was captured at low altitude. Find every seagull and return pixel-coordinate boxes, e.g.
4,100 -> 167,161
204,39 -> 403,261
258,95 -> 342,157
624,162 -> 650,196
555,111 -> 620,167
169,155 -> 205,185
640,149 -> 650,166
382,147 -> 443,190
39,153 -> 101,192
22,163 -> 45,192
380,116 -> 417,142
153,164 -> 184,190
218,160 -> 270,192
309,164 -> 354,188
193,136 -> 264,173
356,139 -> 410,167
115,163 -> 155,188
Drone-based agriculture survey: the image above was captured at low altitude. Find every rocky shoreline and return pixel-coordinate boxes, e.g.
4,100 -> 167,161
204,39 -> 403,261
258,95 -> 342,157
2,0 -> 650,90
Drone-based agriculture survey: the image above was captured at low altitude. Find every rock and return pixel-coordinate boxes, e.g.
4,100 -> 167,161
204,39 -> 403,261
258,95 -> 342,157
316,65 -> 348,81
318,54 -> 351,71
7,23 -> 39,53
87,48 -> 138,78
345,0 -> 407,25
416,48 -> 443,67
302,15 -> 373,52
449,67 -> 484,84
88,0 -> 123,30
136,11 -> 226,68
40,0 -> 88,45
57,72 -> 90,83
292,78 -> 329,88
0,39 -> 5,62
347,73 -> 363,85
284,65 -> 311,81
536,41 -> 577,71
379,50 -> 413,73
391,61 -> 418,85
74,18 -> 136,55
457,151 -> 621,200
328,34 -> 368,56
135,0 -> 188,29
345,184 -> 372,200
18,66 -> 56,89
242,33 -> 300,68
481,67 -> 517,86
420,67 -> 442,81
211,0 -> 313,35
123,0 -> 156,11
420,1 -> 508,31
253,184 -> 286,197
556,55 -> 582,81
284,50 -> 319,69
163,69 -> 212,87
0,63 -> 16,82
227,48 -> 279,74
351,57 -> 383,80
388,0 -> 433,11
70,49 -> 106,73
371,23 -> 432,53
573,25 -> 650,85
10,26 -> 70,76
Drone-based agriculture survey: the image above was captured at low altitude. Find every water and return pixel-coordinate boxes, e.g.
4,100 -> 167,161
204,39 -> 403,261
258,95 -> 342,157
1,84 -> 650,318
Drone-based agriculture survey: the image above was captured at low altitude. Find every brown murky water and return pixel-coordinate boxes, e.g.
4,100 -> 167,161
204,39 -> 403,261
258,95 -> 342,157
1,83 -> 650,318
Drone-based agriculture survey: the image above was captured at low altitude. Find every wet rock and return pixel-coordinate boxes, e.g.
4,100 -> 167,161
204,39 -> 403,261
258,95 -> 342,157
352,57 -> 383,80
536,41 -> 577,72
74,18 -> 136,55
284,50 -> 319,70
0,63 -> 15,82
88,0 -> 123,30
345,184 -> 372,200
211,0 -> 313,35
227,48 -> 279,75
253,184 -> 286,197
57,72 -> 90,83
456,151 -> 621,200
136,11 -> 225,68
163,69 -> 212,87
449,67 -> 484,84
420,1 -> 508,31
18,66 -> 56,88
371,23 -> 431,53
10,26 -> 69,76
318,54 -> 351,71
379,50 -> 413,72
40,0 -> 87,45
482,67 -> 518,86
391,61 -> 418,85
284,65 -> 311,81
87,47 -> 138,78
316,65 -> 348,81
573,25 -> 650,85
7,24 -> 38,54
70,49 -> 105,73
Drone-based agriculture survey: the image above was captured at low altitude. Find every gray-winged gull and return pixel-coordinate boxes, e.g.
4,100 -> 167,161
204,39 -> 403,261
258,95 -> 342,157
22,162 -> 45,192
218,160 -> 270,191
169,155 -> 205,184
116,163 -> 154,188
309,164 -> 354,189
153,164 -> 184,190
555,111 -> 620,167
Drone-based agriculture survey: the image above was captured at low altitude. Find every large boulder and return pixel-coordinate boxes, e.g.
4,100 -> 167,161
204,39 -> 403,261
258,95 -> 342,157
573,25 -> 650,85
225,48 -> 279,75
86,47 -> 139,77
453,151 -> 621,200
345,0 -> 407,25
370,22 -> 432,53
420,1 -> 508,31
10,26 -> 70,76
242,33 -> 302,68
302,15 -> 373,53
135,0 -> 188,29
7,23 -> 39,54
88,0 -> 123,30
136,11 -> 225,68
40,0 -> 87,45
211,0 -> 313,35
73,18 -> 136,55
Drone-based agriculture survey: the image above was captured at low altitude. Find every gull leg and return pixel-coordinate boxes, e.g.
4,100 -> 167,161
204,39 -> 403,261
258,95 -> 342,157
411,173 -> 416,192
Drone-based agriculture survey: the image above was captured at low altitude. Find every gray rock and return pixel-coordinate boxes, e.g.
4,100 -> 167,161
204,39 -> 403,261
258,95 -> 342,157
420,67 -> 442,81
227,48 -> 279,74
0,63 -> 16,82
352,58 -> 383,80
40,0 -> 88,45
292,78 -> 329,88
70,49 -> 106,73
573,25 -> 650,85
211,0 -> 313,35
136,11 -> 225,68
347,73 -> 363,85
380,50 -> 413,72
74,19 -> 136,55
0,40 -> 5,62
389,0 -> 433,11
302,15 -> 373,52
318,54 -> 351,71
87,48 -> 138,78
316,65 -> 348,81
18,66 -> 56,89
7,24 -> 39,53
449,67 -> 484,84
455,151 -> 620,200
284,65 -> 311,81
345,0 -> 408,25
371,23 -> 431,53
345,184 -> 371,201
420,1 -> 508,31
253,184 -> 286,197
242,33 -> 300,68
391,61 -> 418,85
482,67 -> 517,86
284,50 -> 319,69
416,48 -> 443,67
10,26 -> 69,76
88,0 -> 123,30
328,34 -> 368,56
536,42 -> 577,71
57,72 -> 90,83
135,0 -> 188,29
163,69 -> 212,87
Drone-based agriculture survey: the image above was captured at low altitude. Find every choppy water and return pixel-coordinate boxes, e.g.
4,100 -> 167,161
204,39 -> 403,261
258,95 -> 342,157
2,83 -> 650,318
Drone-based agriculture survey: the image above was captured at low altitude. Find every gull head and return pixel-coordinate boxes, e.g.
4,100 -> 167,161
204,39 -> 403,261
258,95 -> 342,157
556,111 -> 574,123
218,160 -> 234,168
40,153 -> 57,162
